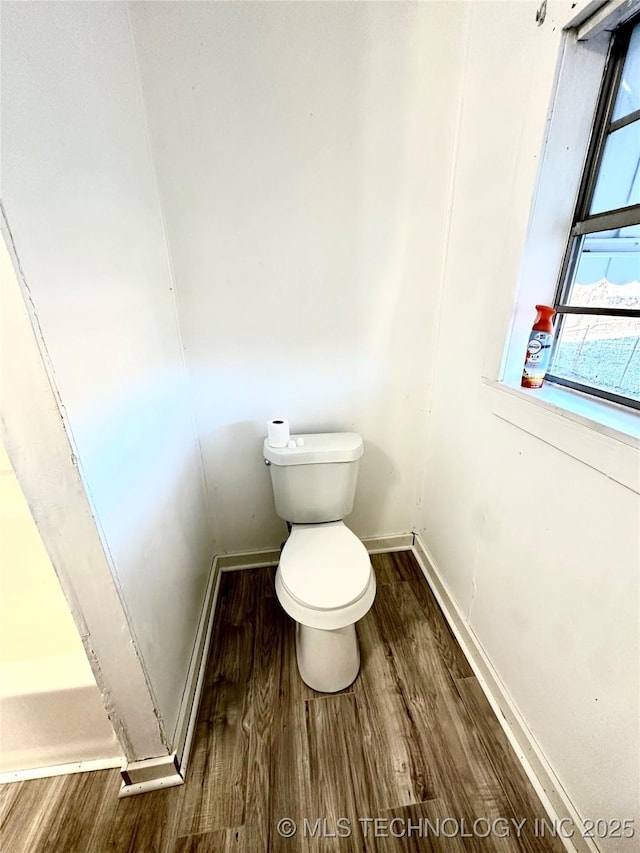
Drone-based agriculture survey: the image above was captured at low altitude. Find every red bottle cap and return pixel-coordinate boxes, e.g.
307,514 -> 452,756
532,304 -> 555,333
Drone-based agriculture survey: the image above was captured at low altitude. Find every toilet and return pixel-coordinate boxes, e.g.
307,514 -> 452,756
263,432 -> 375,692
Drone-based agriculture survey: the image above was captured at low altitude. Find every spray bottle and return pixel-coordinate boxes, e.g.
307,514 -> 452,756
521,305 -> 555,389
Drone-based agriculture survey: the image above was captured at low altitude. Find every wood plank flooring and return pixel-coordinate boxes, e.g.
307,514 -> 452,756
0,551 -> 564,853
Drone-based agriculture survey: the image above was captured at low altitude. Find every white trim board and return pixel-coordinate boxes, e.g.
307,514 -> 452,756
172,561 -> 221,769
214,532 -> 414,572
178,566 -> 223,776
0,756 -> 123,786
411,534 -> 598,853
362,533 -> 414,554
119,753 -> 183,799
216,548 -> 282,571
484,379 -> 639,494
118,560 -> 222,797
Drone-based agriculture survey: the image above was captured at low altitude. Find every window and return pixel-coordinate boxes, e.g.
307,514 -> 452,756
547,15 -> 640,410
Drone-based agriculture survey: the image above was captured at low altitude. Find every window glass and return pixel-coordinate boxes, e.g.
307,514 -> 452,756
589,120 -> 640,214
568,225 -> 640,308
552,316 -> 640,401
612,24 -> 640,120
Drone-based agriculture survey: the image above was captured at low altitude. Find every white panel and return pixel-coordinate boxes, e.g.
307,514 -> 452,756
0,216 -> 164,760
1,2 -> 212,740
128,0 -> 469,553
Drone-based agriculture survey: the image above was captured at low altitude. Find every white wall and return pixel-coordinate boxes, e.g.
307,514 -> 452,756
417,2 -> 640,847
0,442 -> 121,773
1,1 -> 212,742
128,0 -> 467,553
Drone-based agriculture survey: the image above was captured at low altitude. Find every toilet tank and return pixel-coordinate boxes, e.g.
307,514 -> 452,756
263,433 -> 363,523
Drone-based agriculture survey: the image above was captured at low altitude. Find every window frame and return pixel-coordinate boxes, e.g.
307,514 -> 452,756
546,14 -> 640,411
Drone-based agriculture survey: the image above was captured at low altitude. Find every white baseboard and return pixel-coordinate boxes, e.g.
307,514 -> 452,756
411,534 -> 598,853
172,561 -> 221,770
215,532 -> 414,572
119,753 -> 183,798
363,533 -> 414,553
0,755 -> 123,785
216,548 -> 282,571
119,560 -> 222,797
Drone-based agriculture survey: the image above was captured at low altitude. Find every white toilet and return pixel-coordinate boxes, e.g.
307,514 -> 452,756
263,432 -> 376,692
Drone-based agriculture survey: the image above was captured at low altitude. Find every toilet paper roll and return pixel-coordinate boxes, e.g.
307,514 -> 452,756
267,418 -> 290,448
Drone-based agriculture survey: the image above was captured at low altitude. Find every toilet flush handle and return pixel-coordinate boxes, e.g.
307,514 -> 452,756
264,458 -> 271,466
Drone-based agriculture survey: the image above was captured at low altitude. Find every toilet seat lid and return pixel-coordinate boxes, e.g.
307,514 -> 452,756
279,523 -> 371,610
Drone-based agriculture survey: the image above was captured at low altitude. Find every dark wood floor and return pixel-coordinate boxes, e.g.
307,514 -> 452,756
0,551 -> 564,853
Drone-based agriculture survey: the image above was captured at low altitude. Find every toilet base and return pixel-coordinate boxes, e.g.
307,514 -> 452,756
295,622 -> 360,693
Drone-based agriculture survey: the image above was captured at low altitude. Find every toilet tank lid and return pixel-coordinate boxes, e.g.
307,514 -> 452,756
263,432 -> 363,465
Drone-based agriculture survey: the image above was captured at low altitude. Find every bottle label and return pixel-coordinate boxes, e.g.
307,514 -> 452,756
522,331 -> 552,388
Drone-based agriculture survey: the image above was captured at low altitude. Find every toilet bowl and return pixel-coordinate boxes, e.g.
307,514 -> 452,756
275,522 -> 376,692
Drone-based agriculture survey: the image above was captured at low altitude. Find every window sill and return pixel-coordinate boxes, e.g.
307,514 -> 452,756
482,377 -> 639,493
